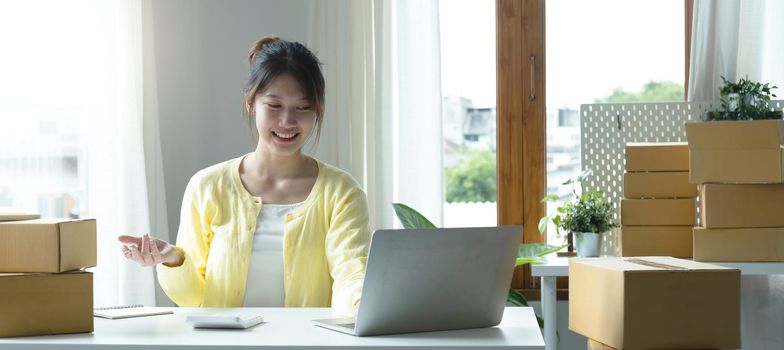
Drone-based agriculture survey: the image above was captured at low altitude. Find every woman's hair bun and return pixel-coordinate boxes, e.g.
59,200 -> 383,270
248,35 -> 280,65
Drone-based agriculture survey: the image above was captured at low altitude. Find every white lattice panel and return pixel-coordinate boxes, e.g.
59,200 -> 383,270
580,100 -> 784,255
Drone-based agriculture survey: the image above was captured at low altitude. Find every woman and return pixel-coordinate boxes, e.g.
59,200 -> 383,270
118,36 -> 370,315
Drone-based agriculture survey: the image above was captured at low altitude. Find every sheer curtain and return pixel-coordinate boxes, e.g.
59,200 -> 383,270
0,0 -> 156,307
88,0 -> 157,307
688,1 -> 784,348
308,0 -> 443,230
688,0 -> 784,100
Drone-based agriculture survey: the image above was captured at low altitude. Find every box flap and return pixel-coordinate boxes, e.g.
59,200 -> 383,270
685,119 -> 784,149
0,273 -> 27,277
0,218 -> 84,225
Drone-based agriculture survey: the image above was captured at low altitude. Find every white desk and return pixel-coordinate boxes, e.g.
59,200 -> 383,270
531,256 -> 784,350
0,307 -> 545,350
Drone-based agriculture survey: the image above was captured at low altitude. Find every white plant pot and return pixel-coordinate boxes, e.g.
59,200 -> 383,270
574,232 -> 602,257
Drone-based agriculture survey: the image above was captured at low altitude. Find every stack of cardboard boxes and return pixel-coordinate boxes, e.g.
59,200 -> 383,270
687,120 -> 784,261
570,256 -> 741,350
620,143 -> 698,258
0,218 -> 96,337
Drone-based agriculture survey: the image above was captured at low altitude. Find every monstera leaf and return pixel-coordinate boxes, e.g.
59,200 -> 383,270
392,203 -> 437,229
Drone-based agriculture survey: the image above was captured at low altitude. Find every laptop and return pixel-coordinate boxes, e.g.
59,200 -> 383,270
313,226 -> 522,336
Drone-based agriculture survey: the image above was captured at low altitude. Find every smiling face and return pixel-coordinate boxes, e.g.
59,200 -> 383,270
253,74 -> 317,157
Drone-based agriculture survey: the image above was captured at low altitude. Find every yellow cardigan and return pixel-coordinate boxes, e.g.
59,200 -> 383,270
156,155 -> 370,315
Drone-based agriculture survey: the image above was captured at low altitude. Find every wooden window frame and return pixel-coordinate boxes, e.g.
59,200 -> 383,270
496,0 -> 693,300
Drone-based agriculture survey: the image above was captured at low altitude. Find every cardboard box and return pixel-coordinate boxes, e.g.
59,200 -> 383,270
621,226 -> 693,258
623,171 -> 697,199
587,338 -> 720,350
700,184 -> 784,228
589,338 -> 636,350
621,198 -> 696,226
570,257 -> 740,350
0,271 -> 93,337
625,142 -> 689,172
694,227 -> 784,262
0,218 -> 96,273
588,338 -> 619,350
686,119 -> 784,184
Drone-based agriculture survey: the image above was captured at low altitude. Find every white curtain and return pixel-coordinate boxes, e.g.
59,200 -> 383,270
0,0 -> 157,307
85,0 -> 157,307
688,0 -> 784,101
689,1 -> 784,348
308,0 -> 443,230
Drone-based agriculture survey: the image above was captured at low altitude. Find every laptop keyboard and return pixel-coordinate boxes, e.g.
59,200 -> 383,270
336,323 -> 355,329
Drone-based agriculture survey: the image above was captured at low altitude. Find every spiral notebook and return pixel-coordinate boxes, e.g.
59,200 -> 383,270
94,305 -> 173,319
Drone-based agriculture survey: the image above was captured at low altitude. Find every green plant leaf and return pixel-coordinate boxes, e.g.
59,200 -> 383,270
536,315 -> 545,331
537,215 -> 551,235
515,243 -> 567,266
507,288 -> 529,307
392,203 -> 437,229
575,168 -> 593,183
541,194 -> 560,203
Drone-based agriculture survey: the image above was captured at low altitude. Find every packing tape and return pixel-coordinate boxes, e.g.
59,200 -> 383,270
623,258 -> 688,270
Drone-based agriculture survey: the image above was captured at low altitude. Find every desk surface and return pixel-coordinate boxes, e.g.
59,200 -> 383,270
531,255 -> 784,277
0,307 -> 544,350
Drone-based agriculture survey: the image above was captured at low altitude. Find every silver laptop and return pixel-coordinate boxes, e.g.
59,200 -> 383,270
313,226 -> 522,336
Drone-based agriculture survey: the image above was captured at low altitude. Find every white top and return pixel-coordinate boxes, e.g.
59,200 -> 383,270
243,202 -> 302,307
0,307 -> 545,349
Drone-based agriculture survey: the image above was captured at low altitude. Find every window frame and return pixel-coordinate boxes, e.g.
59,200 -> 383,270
496,0 -> 692,299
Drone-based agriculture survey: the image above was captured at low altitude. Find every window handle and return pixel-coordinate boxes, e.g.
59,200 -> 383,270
528,54 -> 536,101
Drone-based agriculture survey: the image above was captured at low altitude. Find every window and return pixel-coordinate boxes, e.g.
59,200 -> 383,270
440,0 -> 497,228
0,2 -> 103,217
496,0 -> 689,293
0,107 -> 86,218
544,0 -> 685,245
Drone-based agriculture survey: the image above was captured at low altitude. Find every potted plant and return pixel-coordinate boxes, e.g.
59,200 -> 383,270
705,76 -> 781,121
538,169 -> 618,257
686,76 -> 784,184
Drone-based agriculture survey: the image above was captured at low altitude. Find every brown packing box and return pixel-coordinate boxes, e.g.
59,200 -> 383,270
586,339 -> 719,350
621,198 -> 696,226
694,227 -> 784,262
623,171 -> 697,199
700,184 -> 784,228
686,119 -> 784,184
621,226 -> 693,258
625,142 -> 689,172
0,271 -> 93,337
0,218 -> 96,273
570,257 -> 740,350
588,339 -> 619,350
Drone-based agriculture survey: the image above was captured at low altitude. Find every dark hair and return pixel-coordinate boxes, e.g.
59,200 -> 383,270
243,35 -> 325,145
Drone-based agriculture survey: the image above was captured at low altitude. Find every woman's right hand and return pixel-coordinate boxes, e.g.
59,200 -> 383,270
118,234 -> 182,267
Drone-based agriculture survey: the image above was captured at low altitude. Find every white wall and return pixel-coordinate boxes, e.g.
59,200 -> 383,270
143,0 -> 312,306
